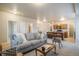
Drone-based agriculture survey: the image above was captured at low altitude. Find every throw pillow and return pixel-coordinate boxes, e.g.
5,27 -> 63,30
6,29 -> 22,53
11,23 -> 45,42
26,33 -> 35,41
35,33 -> 41,39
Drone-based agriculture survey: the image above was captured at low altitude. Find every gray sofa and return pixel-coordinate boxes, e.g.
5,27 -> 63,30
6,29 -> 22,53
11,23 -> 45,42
11,32 -> 47,53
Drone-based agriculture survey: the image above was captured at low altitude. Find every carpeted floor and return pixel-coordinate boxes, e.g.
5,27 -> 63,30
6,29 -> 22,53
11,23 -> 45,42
24,39 -> 79,56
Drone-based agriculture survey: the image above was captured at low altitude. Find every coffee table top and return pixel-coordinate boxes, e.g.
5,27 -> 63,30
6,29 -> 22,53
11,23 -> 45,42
36,43 -> 56,53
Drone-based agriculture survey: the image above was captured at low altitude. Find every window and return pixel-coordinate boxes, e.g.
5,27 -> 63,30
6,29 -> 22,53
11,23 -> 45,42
9,21 -> 26,34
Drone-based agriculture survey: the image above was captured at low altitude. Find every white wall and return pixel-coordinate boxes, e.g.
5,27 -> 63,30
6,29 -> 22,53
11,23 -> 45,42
0,12 -> 8,43
74,16 -> 79,44
37,22 -> 50,32
0,16 -> 2,43
0,11 -> 35,44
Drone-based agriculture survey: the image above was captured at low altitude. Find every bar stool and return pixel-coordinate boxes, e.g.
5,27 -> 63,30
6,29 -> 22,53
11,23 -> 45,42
52,37 -> 63,49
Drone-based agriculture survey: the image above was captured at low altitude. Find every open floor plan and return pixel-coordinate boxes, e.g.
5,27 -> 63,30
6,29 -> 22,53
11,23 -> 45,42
0,3 -> 79,56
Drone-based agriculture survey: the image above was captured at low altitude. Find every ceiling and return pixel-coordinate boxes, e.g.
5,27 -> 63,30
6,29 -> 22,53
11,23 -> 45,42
0,3 -> 79,21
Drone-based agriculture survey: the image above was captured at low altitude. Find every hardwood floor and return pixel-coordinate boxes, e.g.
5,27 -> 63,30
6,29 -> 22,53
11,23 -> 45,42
65,37 -> 75,43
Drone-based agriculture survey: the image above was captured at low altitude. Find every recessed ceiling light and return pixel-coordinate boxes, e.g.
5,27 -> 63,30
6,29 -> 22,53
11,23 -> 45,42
12,9 -> 17,14
43,17 -> 46,22
37,17 -> 41,24
11,6 -> 17,14
60,17 -> 65,21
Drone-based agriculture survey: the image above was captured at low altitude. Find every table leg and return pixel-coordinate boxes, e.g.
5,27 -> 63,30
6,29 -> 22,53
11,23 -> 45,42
43,53 -> 46,56
35,49 -> 37,56
54,45 -> 56,54
0,54 -> 1,56
59,43 -> 61,49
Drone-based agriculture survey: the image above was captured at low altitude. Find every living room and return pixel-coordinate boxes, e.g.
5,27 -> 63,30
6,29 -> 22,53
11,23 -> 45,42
0,3 -> 79,56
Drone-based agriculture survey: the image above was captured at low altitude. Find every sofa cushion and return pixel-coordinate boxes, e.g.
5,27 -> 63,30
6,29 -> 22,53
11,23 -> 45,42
17,41 -> 32,50
25,33 -> 35,41
30,40 -> 41,45
40,39 -> 46,43
34,33 -> 41,39
17,33 -> 27,43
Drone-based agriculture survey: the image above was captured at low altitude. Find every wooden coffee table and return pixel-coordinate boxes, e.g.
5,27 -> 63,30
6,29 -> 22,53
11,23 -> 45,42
35,43 -> 56,56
